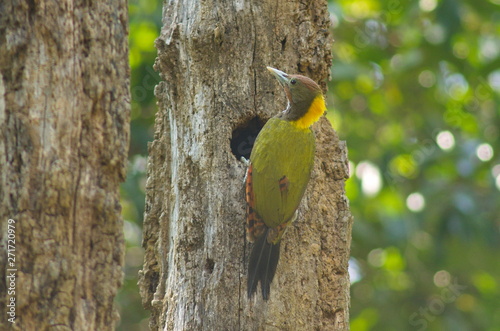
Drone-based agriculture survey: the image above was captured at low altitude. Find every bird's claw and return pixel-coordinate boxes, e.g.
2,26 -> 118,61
240,156 -> 250,166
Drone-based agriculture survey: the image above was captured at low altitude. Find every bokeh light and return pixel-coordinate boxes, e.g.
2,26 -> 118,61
419,0 -> 437,12
406,192 -> 425,212
355,161 -> 382,197
476,143 -> 494,162
436,130 -> 455,151
418,70 -> 436,88
367,248 -> 386,268
433,270 -> 451,287
349,258 -> 363,283
488,70 -> 500,92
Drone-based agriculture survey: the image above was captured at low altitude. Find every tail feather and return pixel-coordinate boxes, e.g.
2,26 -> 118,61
247,229 -> 281,300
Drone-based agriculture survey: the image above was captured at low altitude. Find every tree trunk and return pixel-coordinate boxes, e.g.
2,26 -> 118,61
0,1 -> 129,330
139,0 -> 352,330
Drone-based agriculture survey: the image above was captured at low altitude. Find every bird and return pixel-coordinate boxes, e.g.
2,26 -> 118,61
246,66 -> 326,300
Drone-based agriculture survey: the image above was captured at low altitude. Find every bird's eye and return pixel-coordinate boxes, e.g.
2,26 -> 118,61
290,78 -> 297,85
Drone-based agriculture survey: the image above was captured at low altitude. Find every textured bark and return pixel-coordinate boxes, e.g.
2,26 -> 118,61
139,0 -> 352,330
0,1 -> 129,330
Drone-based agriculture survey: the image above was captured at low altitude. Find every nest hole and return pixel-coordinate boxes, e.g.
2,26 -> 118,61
230,116 -> 265,160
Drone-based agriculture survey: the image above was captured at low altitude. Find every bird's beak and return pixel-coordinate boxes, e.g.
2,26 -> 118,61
267,67 -> 289,86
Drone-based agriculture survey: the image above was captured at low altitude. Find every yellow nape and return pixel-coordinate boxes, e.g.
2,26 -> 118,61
291,95 -> 326,129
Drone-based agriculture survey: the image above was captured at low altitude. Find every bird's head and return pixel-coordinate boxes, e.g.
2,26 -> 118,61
267,66 -> 326,129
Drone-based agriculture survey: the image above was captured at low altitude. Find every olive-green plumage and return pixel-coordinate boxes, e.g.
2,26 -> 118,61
246,67 -> 326,300
250,118 -> 315,230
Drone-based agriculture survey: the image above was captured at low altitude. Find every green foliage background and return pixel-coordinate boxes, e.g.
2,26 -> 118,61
120,0 -> 500,330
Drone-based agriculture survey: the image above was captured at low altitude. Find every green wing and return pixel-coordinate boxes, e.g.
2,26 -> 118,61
250,117 -> 315,229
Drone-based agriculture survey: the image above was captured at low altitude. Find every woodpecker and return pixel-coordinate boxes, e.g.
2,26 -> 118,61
246,67 -> 326,300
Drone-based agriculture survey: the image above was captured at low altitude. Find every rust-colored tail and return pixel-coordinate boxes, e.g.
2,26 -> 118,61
246,164 -> 266,242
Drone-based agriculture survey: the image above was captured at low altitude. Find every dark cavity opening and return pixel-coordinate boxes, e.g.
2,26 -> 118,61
205,258 -> 215,274
230,116 -> 265,160
281,36 -> 287,52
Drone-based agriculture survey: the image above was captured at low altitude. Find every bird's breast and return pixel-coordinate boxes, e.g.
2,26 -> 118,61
249,117 -> 315,227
